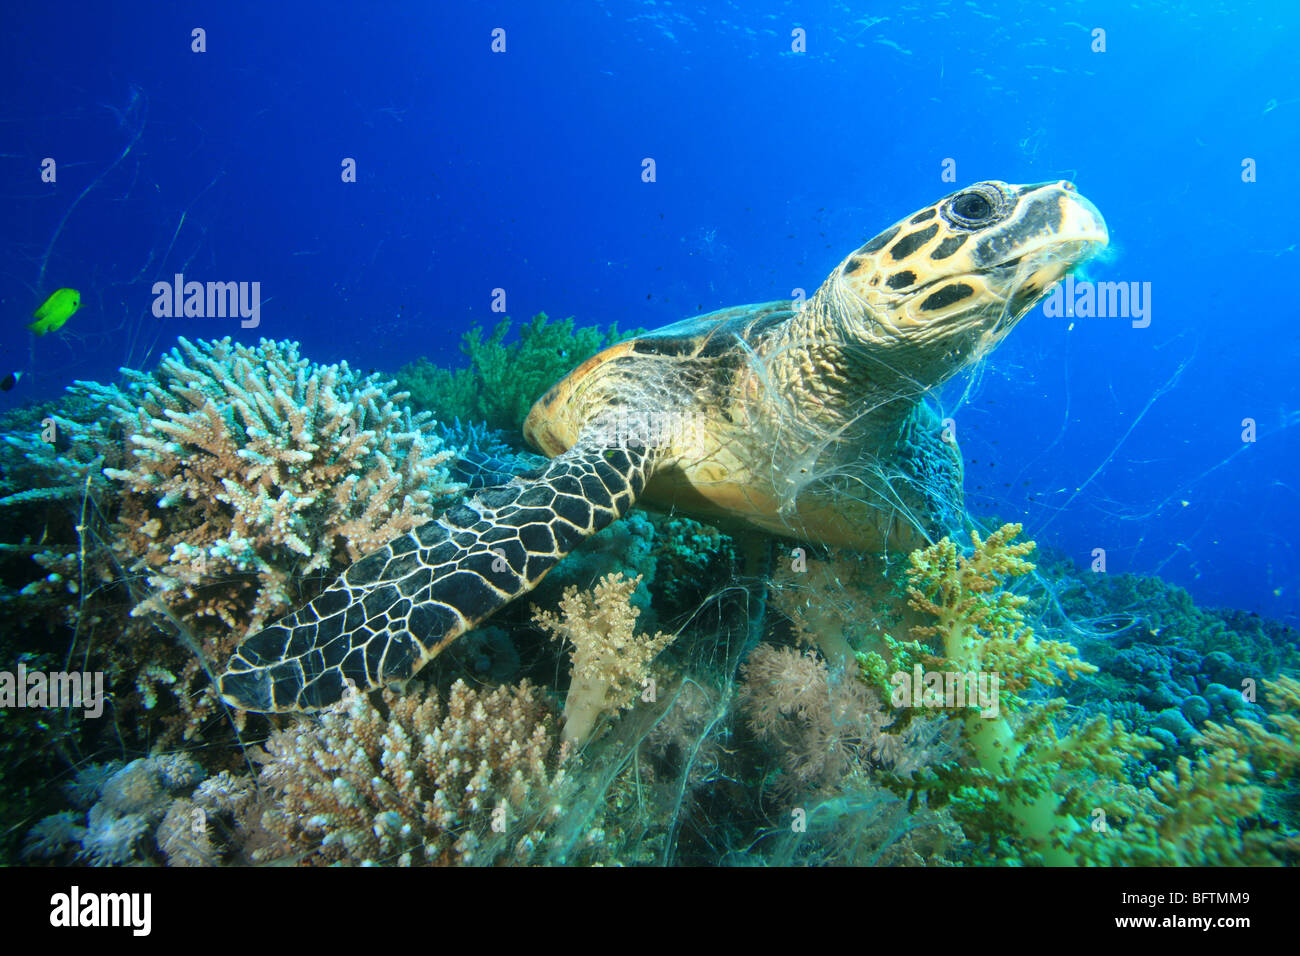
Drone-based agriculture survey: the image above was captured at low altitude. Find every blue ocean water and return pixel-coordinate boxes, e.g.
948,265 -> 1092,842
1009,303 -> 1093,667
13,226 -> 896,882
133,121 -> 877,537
1,0 -> 1296,627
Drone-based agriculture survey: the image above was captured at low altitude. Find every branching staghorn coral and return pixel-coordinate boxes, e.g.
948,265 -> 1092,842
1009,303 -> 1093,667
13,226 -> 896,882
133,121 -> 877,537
0,337 -> 468,744
74,336 -> 463,654
0,399 -> 122,627
533,571 -> 678,746
254,679 -> 571,866
0,397 -> 117,507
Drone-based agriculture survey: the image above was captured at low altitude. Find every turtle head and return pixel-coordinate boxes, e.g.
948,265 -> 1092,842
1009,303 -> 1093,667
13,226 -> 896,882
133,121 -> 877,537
823,180 -> 1107,366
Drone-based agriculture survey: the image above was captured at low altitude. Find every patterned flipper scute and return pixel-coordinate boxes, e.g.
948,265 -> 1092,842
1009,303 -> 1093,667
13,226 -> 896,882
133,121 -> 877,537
219,433 -> 658,711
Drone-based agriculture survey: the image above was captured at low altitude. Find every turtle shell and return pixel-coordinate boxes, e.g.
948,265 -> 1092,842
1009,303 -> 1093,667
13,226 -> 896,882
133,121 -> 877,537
523,300 -> 794,456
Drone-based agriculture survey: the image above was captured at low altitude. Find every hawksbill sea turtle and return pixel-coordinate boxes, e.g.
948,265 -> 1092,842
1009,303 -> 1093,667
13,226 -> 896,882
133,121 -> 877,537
219,180 -> 1108,712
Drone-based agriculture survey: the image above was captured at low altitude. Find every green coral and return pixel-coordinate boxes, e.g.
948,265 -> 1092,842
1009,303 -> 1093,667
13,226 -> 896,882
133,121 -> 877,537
893,523 -> 1300,866
900,524 -> 1107,863
397,312 -> 636,435
649,514 -> 736,614
1045,555 -> 1300,677
1089,674 -> 1300,866
856,634 -> 932,699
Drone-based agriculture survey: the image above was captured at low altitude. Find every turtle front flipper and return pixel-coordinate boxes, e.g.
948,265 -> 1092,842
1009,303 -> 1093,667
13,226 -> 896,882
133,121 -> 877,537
218,432 -> 660,712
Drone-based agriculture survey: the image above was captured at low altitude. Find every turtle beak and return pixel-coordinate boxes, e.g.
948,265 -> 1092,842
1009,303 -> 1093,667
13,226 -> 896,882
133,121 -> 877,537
1024,180 -> 1109,250
1058,185 -> 1109,250
978,182 -> 1108,331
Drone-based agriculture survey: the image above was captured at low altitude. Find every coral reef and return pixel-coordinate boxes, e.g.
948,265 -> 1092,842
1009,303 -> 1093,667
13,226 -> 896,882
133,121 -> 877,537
906,525 -> 1098,706
254,679 -> 572,865
23,753 -> 206,865
890,523 -> 1300,866
1081,674 -> 1300,866
734,638 -> 964,866
0,337 -> 466,749
396,312 -> 634,434
739,643 -> 958,794
435,417 -> 547,490
1037,553 -> 1297,762
4,325 -> 1297,869
77,336 -> 463,640
533,571 -> 678,745
956,539 -> 1300,819
60,338 -> 463,740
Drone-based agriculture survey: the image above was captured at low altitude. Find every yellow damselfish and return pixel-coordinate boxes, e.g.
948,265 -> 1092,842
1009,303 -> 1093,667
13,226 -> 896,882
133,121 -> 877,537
29,288 -> 81,335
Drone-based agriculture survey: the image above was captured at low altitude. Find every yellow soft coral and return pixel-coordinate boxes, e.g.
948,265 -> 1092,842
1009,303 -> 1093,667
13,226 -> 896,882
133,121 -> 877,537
907,524 -> 1096,702
1082,675 -> 1300,866
904,523 -> 1106,864
1196,674 -> 1300,780
533,572 -> 677,745
902,524 -> 1300,866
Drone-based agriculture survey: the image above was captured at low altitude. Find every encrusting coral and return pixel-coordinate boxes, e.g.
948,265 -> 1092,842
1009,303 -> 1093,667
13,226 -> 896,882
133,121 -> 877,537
1078,674 -> 1300,865
532,571 -> 678,745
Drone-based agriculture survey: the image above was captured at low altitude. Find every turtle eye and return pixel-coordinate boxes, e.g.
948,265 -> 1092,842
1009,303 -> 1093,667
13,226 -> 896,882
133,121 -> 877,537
942,183 -> 1009,230
952,192 -> 992,220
